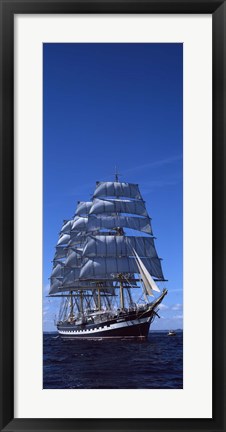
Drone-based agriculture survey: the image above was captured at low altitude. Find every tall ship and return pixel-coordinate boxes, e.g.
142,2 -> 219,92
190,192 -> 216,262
48,176 -> 168,339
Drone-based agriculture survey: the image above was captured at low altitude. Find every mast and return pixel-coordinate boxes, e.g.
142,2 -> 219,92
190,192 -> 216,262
97,287 -> 101,310
69,291 -> 74,320
104,293 -> 111,309
126,287 -> 133,306
80,290 -> 84,315
118,275 -> 125,309
119,282 -> 125,309
115,166 -> 120,182
114,169 -> 126,310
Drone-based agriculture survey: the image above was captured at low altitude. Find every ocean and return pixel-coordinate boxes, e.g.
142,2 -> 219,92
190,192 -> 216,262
43,331 -> 183,389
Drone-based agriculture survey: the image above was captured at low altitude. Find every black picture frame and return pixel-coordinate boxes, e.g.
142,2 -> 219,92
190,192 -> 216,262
0,1 -> 225,431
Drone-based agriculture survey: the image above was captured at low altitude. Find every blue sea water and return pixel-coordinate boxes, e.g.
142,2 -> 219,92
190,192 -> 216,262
43,331 -> 183,389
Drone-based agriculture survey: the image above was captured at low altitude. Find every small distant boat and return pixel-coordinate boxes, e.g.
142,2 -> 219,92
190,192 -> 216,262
167,330 -> 176,336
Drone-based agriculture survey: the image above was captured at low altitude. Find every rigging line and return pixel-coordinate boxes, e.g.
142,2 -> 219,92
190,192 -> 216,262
124,274 -> 135,289
137,291 -> 146,304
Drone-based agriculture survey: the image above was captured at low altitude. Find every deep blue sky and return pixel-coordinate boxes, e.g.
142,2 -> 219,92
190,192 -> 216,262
43,43 -> 183,331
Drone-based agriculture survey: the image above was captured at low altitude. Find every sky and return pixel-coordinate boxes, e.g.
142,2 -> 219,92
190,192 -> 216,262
43,43 -> 183,331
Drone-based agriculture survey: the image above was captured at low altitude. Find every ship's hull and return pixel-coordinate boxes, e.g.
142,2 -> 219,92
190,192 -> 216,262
57,308 -> 154,340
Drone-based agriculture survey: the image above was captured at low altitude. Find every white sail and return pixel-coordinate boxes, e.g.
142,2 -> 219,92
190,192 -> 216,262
72,217 -> 88,231
79,256 -> 162,280
60,220 -> 72,234
133,248 -> 160,293
49,277 -> 62,294
72,215 -> 152,234
87,215 -> 152,234
64,249 -> 84,268
75,201 -> 92,216
54,246 -> 68,260
80,257 -> 134,279
89,198 -> 148,216
69,232 -> 87,246
57,234 -> 70,246
51,262 -> 64,278
132,251 -> 154,296
62,268 -> 81,286
93,181 -> 142,199
128,237 -> 158,258
83,235 -> 158,258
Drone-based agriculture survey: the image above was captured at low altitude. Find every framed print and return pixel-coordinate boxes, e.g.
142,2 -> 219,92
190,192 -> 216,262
0,1 -> 225,432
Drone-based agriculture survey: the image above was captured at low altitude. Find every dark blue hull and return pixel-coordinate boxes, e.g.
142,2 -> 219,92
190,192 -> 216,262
57,309 -> 153,340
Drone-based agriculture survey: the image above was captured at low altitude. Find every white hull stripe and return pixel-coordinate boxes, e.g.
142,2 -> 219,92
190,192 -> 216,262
58,316 -> 150,335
